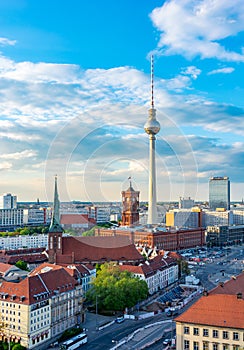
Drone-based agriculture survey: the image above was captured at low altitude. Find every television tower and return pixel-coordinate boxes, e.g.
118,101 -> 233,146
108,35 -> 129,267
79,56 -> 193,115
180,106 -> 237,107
144,56 -> 160,226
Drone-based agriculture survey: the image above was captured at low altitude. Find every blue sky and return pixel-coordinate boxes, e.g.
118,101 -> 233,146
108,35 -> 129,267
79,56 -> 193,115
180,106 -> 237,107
0,0 -> 243,203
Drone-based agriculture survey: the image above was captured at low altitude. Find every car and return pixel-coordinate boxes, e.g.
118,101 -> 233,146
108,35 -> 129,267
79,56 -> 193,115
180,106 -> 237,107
163,338 -> 171,345
115,316 -> 124,323
166,310 -> 178,317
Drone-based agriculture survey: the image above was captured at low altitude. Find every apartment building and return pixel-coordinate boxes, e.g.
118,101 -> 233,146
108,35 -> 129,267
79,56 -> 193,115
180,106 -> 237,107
175,273 -> 244,350
0,263 -> 83,349
119,254 -> 178,294
0,234 -> 48,250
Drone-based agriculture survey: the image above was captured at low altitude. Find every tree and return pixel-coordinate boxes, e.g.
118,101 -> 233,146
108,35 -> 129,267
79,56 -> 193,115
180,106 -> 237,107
82,226 -> 98,237
12,344 -> 26,350
86,262 -> 148,312
15,260 -> 28,271
177,258 -> 190,277
19,228 -> 31,236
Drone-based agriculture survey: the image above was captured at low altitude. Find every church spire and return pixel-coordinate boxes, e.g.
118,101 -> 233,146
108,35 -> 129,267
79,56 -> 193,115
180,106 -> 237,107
49,175 -> 63,233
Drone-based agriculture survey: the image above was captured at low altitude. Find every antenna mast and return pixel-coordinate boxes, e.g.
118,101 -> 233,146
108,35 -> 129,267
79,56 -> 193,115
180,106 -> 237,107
151,55 -> 154,108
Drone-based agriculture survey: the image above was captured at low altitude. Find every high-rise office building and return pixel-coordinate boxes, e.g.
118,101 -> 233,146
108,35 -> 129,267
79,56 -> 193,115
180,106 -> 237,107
209,176 -> 230,210
0,193 -> 17,209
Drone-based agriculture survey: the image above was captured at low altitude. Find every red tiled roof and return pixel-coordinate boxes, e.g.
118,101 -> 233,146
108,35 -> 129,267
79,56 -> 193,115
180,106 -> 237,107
28,262 -> 62,275
0,248 -> 47,265
60,214 -> 90,225
120,254 -> 177,278
0,263 -> 77,305
63,264 -> 95,278
119,264 -> 152,277
175,294 -> 244,329
0,263 -> 13,273
57,236 -> 144,264
209,272 -> 244,295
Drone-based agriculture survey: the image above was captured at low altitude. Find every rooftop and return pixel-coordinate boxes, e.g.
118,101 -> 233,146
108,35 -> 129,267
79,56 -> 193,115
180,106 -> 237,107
175,293 -> 244,329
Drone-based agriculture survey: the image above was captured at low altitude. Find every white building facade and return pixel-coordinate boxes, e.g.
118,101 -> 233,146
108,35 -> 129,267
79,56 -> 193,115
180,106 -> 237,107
0,234 -> 48,250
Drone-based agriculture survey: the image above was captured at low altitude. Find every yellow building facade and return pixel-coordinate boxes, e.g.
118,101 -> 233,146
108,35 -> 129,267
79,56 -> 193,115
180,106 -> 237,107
175,292 -> 244,350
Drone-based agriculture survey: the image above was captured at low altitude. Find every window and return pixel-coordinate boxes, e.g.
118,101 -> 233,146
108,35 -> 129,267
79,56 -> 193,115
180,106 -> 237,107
203,342 -> 209,350
222,331 -> 229,339
213,344 -> 218,350
193,327 -> 199,336
203,329 -> 209,337
233,332 -> 239,341
193,341 -> 199,350
184,340 -> 190,350
223,345 -> 229,350
184,326 -> 190,334
233,346 -> 239,350
213,330 -> 219,338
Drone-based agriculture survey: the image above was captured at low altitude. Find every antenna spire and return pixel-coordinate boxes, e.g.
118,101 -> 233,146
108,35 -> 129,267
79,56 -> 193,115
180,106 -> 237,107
151,55 -> 154,108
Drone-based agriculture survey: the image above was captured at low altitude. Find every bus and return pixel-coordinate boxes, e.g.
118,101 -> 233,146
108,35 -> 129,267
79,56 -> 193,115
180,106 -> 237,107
60,333 -> 88,350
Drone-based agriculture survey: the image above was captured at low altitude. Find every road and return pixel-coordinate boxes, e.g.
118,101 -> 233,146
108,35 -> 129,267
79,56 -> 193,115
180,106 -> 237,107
81,314 -> 169,350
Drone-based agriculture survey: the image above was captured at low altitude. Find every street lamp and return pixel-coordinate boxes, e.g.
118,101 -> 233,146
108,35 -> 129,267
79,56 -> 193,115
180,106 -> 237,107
95,294 -> 98,330
112,339 -> 118,348
95,294 -> 100,331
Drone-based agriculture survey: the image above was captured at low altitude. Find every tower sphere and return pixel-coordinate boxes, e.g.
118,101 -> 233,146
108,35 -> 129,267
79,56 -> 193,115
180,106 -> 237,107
144,109 -> 160,135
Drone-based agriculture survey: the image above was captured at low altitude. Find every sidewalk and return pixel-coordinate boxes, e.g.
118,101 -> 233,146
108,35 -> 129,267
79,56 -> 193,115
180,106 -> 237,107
83,311 -> 115,335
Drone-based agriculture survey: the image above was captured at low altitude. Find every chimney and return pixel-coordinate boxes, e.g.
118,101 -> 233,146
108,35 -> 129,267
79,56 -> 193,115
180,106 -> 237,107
237,292 -> 242,299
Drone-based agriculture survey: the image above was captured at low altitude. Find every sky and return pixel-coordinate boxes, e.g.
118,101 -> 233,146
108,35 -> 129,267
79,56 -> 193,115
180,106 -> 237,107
0,0 -> 243,203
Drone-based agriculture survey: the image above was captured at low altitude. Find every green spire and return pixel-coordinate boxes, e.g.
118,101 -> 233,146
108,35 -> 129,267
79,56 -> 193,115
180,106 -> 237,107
49,175 -> 63,233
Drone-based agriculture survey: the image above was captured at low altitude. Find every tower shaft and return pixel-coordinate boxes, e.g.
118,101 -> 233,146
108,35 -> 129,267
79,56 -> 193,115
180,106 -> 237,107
144,56 -> 160,226
148,134 -> 157,225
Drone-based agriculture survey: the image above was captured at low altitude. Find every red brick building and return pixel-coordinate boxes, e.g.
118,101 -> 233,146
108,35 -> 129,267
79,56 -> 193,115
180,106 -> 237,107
0,247 -> 47,265
48,176 -> 144,266
95,227 -> 205,250
48,234 -> 144,265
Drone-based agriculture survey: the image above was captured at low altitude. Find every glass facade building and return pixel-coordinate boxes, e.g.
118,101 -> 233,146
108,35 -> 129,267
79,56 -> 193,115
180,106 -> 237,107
209,177 -> 230,210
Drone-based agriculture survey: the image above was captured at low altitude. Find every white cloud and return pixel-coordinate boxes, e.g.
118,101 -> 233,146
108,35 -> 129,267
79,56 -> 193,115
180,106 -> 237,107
208,67 -> 235,75
0,150 -> 37,160
0,50 -> 242,200
0,162 -> 12,170
181,66 -> 201,79
0,58 -> 81,84
166,75 -> 192,91
0,37 -> 16,46
0,132 -> 40,141
150,0 -> 244,62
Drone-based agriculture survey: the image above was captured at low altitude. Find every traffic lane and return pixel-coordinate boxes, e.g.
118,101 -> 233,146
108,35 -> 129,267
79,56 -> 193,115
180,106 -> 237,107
82,312 -> 179,350
82,316 -> 165,350
141,330 -> 173,350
